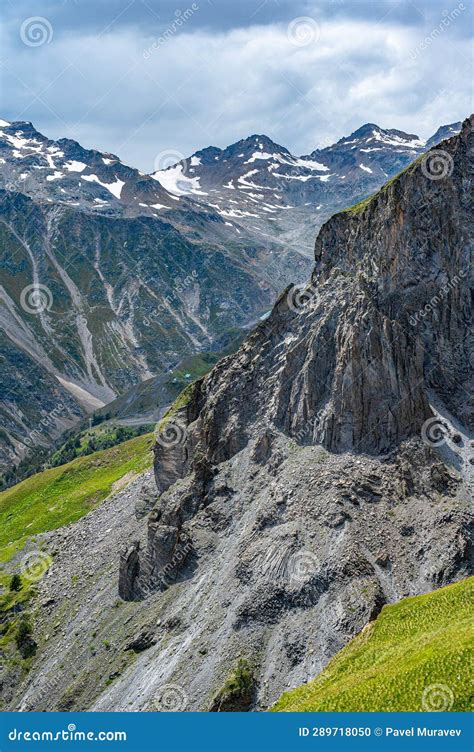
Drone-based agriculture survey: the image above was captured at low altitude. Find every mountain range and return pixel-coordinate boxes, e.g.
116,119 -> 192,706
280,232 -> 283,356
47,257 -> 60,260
0,116 -> 462,475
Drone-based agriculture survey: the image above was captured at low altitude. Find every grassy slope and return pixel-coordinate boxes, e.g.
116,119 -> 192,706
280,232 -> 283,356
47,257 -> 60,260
273,578 -> 473,712
0,433 -> 154,563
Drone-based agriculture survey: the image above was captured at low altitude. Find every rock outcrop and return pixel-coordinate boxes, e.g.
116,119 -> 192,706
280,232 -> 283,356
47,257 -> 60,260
139,117 -> 472,599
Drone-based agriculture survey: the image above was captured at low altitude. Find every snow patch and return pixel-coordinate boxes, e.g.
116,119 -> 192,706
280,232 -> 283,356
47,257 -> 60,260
371,130 -> 425,148
218,208 -> 259,219
46,171 -> 64,181
152,164 -> 207,196
65,160 -> 87,172
82,174 -> 125,199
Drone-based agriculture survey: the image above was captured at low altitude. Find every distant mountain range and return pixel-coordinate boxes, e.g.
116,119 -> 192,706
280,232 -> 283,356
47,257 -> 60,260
151,120 -> 461,254
0,116 -> 462,473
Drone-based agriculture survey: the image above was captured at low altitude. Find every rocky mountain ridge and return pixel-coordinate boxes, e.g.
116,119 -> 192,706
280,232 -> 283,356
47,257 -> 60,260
152,120 -> 461,253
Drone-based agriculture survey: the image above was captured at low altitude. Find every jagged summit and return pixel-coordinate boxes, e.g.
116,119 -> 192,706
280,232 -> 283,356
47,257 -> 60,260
426,121 -> 462,149
340,122 -> 423,145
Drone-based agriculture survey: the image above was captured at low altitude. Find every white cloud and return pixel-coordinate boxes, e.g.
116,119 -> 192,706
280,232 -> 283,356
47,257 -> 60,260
2,7 -> 471,170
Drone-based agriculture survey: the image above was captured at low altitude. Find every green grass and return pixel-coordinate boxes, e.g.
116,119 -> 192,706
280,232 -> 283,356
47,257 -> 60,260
0,433 -> 154,564
49,422 -> 153,469
273,578 -> 473,712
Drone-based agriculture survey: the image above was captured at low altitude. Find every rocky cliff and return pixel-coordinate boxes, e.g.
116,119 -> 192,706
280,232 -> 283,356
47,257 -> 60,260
5,118 -> 472,713
122,116 -> 473,705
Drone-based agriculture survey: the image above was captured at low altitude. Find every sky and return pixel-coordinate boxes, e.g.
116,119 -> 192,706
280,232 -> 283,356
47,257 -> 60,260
1,0 -> 472,171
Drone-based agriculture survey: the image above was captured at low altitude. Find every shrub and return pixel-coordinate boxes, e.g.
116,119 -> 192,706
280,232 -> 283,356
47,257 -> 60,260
210,658 -> 255,711
9,574 -> 22,592
15,616 -> 37,658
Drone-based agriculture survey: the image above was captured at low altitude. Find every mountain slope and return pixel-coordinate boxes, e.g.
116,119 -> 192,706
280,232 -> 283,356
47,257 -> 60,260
273,577 -> 473,712
3,117 -> 471,713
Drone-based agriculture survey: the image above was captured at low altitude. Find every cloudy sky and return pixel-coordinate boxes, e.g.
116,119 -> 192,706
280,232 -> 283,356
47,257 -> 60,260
2,0 -> 472,171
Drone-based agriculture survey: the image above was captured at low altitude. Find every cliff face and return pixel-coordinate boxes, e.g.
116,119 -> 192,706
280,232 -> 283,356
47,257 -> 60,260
152,115 -> 472,478
8,119 -> 472,713
111,118 -> 472,709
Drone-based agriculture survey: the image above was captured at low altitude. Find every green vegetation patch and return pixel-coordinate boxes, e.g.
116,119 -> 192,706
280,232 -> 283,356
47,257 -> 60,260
210,658 -> 256,711
0,433 -> 154,563
273,578 -> 473,712
157,382 -> 197,435
49,423 -> 153,468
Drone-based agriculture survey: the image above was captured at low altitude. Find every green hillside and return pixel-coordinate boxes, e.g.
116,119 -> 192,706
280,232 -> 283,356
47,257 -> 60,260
273,578 -> 473,712
0,433 -> 154,564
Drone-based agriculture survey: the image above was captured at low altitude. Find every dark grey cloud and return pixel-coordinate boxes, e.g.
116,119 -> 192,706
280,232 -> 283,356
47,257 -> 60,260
1,0 -> 472,170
